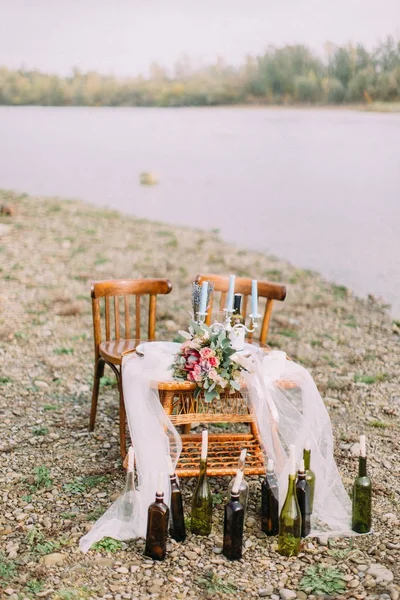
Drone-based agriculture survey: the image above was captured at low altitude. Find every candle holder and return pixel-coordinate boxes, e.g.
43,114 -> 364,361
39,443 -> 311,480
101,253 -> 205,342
197,311 -> 208,326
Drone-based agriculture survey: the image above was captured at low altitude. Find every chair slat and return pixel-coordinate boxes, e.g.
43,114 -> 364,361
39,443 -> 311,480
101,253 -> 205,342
124,296 -> 130,339
114,296 -> 120,340
148,294 -> 156,340
105,297 -> 110,341
135,295 -> 141,339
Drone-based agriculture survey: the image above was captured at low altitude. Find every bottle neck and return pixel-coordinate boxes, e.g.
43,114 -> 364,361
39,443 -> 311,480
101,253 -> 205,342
230,492 -> 240,502
287,473 -> 296,491
358,456 -> 367,477
199,458 -> 207,476
304,449 -> 311,470
297,471 -> 306,481
155,493 -> 164,503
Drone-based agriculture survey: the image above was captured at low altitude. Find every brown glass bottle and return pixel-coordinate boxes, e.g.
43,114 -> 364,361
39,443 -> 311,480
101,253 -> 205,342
231,294 -> 245,326
223,489 -> 244,560
169,474 -> 186,542
144,490 -> 169,561
296,460 -> 311,537
261,459 -> 279,536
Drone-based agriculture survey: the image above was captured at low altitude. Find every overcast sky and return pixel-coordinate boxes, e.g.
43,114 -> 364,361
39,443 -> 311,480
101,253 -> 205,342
0,0 -> 399,76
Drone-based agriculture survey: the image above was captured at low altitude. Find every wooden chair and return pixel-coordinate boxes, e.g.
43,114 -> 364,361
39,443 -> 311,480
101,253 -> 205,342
158,380 -> 266,478
195,274 -> 287,344
89,278 -> 172,458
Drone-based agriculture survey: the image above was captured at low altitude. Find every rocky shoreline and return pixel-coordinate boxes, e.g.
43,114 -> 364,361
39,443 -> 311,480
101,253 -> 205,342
0,189 -> 399,600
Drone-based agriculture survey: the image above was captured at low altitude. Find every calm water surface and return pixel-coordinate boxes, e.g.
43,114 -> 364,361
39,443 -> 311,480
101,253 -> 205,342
0,106 -> 399,316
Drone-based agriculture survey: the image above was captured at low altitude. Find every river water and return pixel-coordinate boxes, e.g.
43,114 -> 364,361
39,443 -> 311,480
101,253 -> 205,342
0,106 -> 399,316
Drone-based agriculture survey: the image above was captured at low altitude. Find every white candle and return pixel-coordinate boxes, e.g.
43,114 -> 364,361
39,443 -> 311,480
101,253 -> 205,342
289,444 -> 296,475
201,429 -> 208,460
232,469 -> 243,494
127,446 -> 134,473
156,472 -> 163,495
267,458 -> 274,473
226,274 -> 235,311
166,454 -> 175,476
299,459 -> 305,473
251,279 -> 258,316
360,434 -> 366,458
199,281 -> 208,315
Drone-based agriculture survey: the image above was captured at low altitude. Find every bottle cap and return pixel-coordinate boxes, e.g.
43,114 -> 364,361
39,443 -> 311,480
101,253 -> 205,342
166,454 -> 175,476
201,429 -> 208,460
289,444 -> 296,476
304,439 -> 311,451
298,458 -> 305,473
232,469 -> 243,494
127,446 -> 134,473
360,434 -> 366,458
267,458 -> 274,472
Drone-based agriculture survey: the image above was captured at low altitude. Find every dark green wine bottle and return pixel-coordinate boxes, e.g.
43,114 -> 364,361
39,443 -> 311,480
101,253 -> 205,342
261,458 -> 279,536
223,471 -> 245,560
303,441 -> 316,512
191,431 -> 212,535
169,473 -> 186,542
296,459 -> 311,537
352,435 -> 372,533
231,294 -> 245,326
144,479 -> 169,561
278,445 -> 302,557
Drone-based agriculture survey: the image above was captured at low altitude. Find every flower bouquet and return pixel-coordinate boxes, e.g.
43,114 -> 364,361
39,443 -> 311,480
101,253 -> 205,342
171,320 -> 251,402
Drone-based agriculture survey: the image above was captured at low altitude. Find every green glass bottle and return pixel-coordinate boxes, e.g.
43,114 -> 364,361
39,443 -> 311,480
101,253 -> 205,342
166,456 -> 186,542
261,458 -> 279,536
227,449 -> 249,516
119,446 -> 136,522
352,434 -> 372,533
303,441 -> 316,512
296,459 -> 311,537
191,430 -> 212,535
223,471 -> 245,560
278,445 -> 302,557
144,475 -> 169,561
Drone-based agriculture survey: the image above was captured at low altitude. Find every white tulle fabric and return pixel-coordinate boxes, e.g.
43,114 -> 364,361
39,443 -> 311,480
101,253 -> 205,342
80,344 -> 351,553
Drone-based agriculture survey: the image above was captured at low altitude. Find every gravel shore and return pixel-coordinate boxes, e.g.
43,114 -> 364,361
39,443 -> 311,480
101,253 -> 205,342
1,189 -> 399,600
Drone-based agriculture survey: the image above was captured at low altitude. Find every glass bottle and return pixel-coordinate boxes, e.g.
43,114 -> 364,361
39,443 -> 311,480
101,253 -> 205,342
231,294 -> 245,326
278,445 -> 302,557
166,456 -> 186,542
261,458 -> 279,536
227,449 -> 249,515
191,430 -> 213,535
144,475 -> 169,561
223,470 -> 245,560
119,446 -> 136,522
303,440 -> 316,512
352,434 -> 372,533
296,459 -> 311,537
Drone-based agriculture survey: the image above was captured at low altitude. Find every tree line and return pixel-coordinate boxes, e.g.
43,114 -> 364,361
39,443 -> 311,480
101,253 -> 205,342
1,37 -> 399,107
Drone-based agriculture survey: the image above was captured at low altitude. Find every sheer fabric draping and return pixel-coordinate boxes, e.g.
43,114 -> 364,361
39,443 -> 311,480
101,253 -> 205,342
80,344 -> 351,553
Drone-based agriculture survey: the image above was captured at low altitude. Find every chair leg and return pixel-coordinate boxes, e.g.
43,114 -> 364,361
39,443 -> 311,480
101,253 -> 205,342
117,370 -> 127,460
89,359 -> 105,432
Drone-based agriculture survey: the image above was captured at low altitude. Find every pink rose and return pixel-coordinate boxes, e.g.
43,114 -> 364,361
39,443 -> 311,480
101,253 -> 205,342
209,356 -> 219,367
200,347 -> 215,359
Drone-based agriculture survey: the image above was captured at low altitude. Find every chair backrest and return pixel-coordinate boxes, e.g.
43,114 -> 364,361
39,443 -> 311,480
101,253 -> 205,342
195,273 -> 286,344
91,278 -> 172,352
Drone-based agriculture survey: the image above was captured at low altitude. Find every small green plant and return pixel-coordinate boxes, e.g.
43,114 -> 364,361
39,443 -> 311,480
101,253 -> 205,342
368,419 -> 391,429
54,587 -> 92,600
87,507 -> 106,521
100,375 -> 117,388
212,492 -> 224,506
0,376 -> 11,384
26,578 -> 45,594
32,426 -> 49,436
43,404 -> 58,411
94,256 -> 109,265
354,373 -> 387,384
54,347 -> 74,355
64,474 -> 110,494
327,538 -> 355,559
279,329 -> 299,338
310,340 -> 323,348
31,465 -> 52,490
35,540 -> 61,555
196,571 -> 237,596
22,494 -> 32,502
0,553 -> 17,582
332,284 -> 348,299
61,511 -> 78,519
299,565 -> 346,595
92,537 -> 122,553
